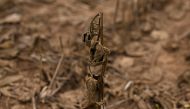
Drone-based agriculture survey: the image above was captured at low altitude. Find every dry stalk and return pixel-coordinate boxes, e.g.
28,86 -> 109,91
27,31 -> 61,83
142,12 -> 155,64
49,36 -> 64,88
32,95 -> 37,109
83,13 -> 110,109
113,0 -> 120,32
113,0 -> 170,26
40,36 -> 64,99
49,51 -> 64,88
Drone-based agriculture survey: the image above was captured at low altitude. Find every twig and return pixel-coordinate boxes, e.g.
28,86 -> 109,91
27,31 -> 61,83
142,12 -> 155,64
124,81 -> 133,91
121,0 -> 127,22
49,37 -> 64,89
40,37 -> 65,99
49,51 -> 64,88
113,0 -> 120,28
32,94 -> 37,109
99,12 -> 103,45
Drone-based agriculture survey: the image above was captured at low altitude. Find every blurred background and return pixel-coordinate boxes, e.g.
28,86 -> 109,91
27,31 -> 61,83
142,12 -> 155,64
0,0 -> 190,109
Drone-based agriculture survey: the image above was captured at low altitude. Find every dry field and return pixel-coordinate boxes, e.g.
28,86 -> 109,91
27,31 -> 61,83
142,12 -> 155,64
0,0 -> 190,109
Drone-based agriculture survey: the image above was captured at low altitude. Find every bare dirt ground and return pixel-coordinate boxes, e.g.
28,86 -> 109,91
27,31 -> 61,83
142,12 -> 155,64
0,0 -> 190,109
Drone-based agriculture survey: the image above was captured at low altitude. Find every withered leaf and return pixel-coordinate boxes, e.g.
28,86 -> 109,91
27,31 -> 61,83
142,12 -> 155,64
0,13 -> 21,24
0,48 -> 19,59
0,75 -> 22,87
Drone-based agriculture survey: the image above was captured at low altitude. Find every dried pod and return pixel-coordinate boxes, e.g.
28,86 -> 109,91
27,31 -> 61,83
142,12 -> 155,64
84,74 -> 102,109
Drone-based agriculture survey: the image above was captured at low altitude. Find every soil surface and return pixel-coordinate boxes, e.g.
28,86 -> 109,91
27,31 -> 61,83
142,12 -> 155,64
0,0 -> 190,109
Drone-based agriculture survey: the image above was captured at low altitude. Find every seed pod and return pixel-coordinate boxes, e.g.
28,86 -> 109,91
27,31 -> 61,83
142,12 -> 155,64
84,75 -> 99,109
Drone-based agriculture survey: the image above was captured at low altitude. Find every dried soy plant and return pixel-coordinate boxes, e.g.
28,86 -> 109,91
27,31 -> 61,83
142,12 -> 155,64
82,13 -> 110,109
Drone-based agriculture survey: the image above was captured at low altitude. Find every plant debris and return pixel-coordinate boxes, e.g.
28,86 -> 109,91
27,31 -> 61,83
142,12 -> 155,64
0,0 -> 189,109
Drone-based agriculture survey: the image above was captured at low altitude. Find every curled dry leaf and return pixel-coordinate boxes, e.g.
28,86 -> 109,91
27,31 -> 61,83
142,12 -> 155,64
125,82 -> 175,109
0,13 -> 21,24
0,48 -> 19,59
11,104 -> 25,109
151,30 -> 170,41
0,67 -> 15,79
0,84 -> 31,102
0,75 -> 22,87
0,40 -> 14,49
0,75 -> 45,102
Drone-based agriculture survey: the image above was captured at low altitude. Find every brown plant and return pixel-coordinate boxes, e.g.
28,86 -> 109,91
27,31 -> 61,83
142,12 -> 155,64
82,13 -> 110,109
